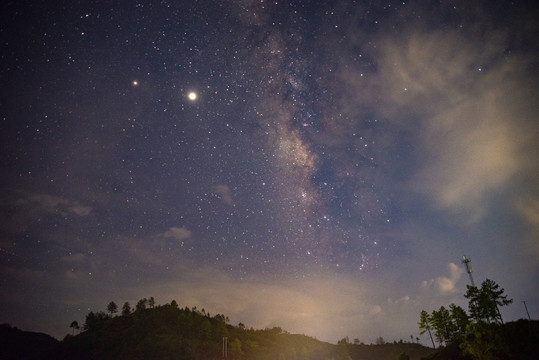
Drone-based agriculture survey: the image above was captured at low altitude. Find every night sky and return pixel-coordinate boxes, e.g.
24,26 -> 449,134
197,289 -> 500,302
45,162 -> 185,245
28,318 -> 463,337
1,0 -> 538,344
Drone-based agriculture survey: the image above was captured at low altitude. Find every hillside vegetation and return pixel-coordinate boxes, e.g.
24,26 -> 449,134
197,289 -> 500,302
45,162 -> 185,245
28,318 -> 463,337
5,295 -> 536,360
39,300 -> 434,360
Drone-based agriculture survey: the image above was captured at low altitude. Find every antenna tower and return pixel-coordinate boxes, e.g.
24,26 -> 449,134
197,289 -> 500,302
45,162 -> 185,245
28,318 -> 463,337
461,255 -> 475,287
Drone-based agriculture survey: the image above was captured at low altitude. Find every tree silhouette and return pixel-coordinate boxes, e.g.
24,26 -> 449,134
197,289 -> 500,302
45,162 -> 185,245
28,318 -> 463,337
420,304 -> 469,347
107,301 -> 118,317
465,279 -> 513,324
121,301 -> 131,316
431,306 -> 453,346
136,298 -> 148,312
69,320 -> 79,335
418,310 -> 436,349
449,304 -> 469,340
148,296 -> 155,308
84,311 -> 108,331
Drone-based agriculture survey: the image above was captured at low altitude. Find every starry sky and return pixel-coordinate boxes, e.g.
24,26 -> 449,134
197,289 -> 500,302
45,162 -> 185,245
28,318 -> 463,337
1,0 -> 538,344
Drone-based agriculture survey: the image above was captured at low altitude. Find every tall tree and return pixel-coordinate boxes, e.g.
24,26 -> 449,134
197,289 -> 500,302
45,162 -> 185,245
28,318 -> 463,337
69,320 -> 79,335
148,296 -> 155,308
107,301 -> 118,317
418,310 -> 436,349
121,301 -> 131,316
431,306 -> 453,346
449,303 -> 469,340
84,311 -> 107,331
135,298 -> 148,312
465,279 -> 513,324
428,304 -> 470,345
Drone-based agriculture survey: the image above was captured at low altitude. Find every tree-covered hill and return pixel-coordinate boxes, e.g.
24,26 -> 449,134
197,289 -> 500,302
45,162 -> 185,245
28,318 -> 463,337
5,296 -> 536,360
34,299 -> 435,360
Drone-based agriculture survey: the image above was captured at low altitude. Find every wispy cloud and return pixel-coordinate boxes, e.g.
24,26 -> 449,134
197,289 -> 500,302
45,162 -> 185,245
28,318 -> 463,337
341,25 -> 538,224
421,262 -> 464,296
163,226 -> 192,242
27,193 -> 92,217
213,185 -> 234,206
0,190 -> 92,234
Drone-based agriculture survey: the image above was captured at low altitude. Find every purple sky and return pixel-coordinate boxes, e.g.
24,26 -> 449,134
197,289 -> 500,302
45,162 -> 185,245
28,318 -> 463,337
1,0 -> 538,344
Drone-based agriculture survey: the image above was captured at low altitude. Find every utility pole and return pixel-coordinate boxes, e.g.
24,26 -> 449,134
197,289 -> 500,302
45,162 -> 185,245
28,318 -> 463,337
523,301 -> 531,320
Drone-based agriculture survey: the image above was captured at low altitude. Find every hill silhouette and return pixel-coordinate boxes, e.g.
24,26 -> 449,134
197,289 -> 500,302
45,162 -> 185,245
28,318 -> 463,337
32,300 -> 434,360
7,300 -> 537,360
0,323 -> 59,360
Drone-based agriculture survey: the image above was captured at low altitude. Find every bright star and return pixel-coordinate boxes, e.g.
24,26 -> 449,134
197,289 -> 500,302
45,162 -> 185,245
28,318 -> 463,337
188,92 -> 197,101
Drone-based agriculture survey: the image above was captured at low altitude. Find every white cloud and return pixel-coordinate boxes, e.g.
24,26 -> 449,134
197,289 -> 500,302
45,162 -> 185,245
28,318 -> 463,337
163,226 -> 192,242
213,184 -> 234,206
369,305 -> 382,316
422,262 -> 463,296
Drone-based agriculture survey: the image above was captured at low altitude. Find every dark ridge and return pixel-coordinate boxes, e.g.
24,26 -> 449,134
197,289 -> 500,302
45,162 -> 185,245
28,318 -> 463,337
0,323 -> 59,360
35,302 -> 435,360
6,302 -> 537,360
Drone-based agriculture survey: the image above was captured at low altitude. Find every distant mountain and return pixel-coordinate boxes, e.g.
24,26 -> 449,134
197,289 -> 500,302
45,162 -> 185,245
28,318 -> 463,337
0,323 -> 58,360
35,302 -> 435,360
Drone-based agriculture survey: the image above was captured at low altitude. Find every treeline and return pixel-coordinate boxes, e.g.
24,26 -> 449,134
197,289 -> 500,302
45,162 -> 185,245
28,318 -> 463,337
40,298 -> 436,360
45,299 -> 350,360
57,300 -> 238,360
